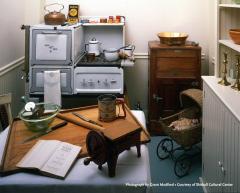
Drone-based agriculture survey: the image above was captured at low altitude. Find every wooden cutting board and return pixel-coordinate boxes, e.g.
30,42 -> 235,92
0,105 -> 150,175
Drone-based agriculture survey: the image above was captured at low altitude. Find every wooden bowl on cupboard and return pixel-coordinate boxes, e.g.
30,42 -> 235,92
229,29 -> 240,44
157,32 -> 188,46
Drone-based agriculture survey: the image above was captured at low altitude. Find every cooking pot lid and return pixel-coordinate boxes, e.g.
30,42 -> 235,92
89,37 -> 99,44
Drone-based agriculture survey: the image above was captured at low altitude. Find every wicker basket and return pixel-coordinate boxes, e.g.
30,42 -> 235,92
159,89 -> 202,147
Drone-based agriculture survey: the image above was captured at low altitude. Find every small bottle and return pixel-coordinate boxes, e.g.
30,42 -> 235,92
100,18 -> 107,23
116,15 -> 121,23
108,16 -> 114,23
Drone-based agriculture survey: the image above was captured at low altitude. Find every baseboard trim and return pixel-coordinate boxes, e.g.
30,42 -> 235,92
134,53 -> 206,60
134,53 -> 149,59
0,57 -> 25,77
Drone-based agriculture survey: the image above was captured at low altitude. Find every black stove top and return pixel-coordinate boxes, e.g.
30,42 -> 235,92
77,54 -> 122,67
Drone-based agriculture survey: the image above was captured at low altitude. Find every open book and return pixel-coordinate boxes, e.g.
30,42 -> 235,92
17,140 -> 81,179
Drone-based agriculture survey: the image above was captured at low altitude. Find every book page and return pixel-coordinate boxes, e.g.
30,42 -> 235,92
17,140 -> 61,169
40,142 -> 81,178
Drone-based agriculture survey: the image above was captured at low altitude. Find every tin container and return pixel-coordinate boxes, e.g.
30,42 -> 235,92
98,94 -> 126,122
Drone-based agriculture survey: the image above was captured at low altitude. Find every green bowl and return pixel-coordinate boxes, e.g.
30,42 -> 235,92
19,103 -> 60,132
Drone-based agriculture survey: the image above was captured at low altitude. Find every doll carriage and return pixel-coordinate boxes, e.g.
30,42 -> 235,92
156,89 -> 202,177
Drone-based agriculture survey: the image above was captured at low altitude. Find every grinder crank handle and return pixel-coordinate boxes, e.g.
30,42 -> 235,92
83,157 -> 93,165
84,157 -> 103,170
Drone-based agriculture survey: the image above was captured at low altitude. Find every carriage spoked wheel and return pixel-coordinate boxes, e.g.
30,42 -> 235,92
156,138 -> 173,160
174,154 -> 192,177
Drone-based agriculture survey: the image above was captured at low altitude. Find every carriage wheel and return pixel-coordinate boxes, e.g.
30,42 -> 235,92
174,154 -> 192,177
156,138 -> 173,160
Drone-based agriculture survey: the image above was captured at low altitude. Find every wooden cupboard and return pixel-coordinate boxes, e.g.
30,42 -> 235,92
148,41 -> 201,134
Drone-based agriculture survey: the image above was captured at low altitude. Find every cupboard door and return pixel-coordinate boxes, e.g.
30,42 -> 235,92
157,82 -> 177,117
202,83 -> 224,193
223,110 -> 240,193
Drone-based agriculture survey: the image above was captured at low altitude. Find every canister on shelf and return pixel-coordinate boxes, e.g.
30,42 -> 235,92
116,16 -> 121,23
100,18 -> 107,23
67,4 -> 79,24
108,16 -> 114,23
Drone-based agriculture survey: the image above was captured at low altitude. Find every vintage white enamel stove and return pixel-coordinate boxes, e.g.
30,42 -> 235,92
28,18 -> 133,97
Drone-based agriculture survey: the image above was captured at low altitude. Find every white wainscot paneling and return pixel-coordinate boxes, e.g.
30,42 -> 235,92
0,59 -> 25,117
124,55 -> 148,116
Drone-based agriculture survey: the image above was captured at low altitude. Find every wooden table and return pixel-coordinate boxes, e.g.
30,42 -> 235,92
0,110 -> 151,193
0,105 -> 150,175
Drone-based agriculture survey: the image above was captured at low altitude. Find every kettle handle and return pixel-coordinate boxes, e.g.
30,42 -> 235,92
132,45 -> 135,52
44,3 -> 64,13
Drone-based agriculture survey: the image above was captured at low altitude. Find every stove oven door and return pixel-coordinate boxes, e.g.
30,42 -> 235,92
30,67 -> 73,95
74,67 -> 124,94
30,29 -> 72,65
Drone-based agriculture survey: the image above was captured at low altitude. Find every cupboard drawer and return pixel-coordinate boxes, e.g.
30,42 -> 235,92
156,58 -> 197,78
154,49 -> 197,58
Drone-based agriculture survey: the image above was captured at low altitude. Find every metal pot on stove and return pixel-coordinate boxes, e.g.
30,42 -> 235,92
103,48 -> 120,62
85,38 -> 101,56
103,45 -> 133,62
119,44 -> 135,59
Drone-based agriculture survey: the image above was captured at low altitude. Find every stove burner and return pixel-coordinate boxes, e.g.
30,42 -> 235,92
77,54 -> 122,67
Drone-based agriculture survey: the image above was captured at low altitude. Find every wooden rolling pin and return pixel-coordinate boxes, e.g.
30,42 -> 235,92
56,113 -> 105,133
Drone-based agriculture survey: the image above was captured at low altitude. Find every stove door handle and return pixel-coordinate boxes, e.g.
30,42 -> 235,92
110,80 -> 117,83
41,31 -> 62,35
